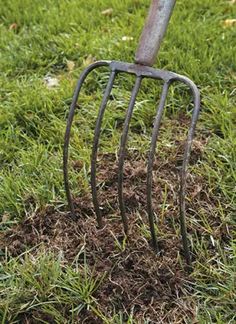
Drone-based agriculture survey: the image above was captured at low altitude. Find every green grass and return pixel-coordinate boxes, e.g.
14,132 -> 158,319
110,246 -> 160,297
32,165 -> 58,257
0,250 -> 105,322
0,0 -> 235,322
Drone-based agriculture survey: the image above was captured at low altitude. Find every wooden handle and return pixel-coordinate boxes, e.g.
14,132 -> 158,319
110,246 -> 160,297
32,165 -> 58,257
135,0 -> 176,66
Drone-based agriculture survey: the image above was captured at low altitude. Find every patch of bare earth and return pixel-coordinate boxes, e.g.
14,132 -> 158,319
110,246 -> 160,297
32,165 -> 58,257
0,124 -> 228,323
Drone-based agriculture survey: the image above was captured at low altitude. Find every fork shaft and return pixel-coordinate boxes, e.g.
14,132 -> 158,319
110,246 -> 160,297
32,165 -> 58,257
91,71 -> 116,228
135,0 -> 176,66
118,77 -> 142,234
147,82 -> 170,252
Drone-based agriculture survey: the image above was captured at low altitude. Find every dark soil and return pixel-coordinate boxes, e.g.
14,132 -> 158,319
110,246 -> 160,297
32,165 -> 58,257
1,127 -> 228,323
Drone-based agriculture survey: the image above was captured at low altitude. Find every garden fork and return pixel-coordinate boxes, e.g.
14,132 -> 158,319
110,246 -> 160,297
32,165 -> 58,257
63,0 -> 200,266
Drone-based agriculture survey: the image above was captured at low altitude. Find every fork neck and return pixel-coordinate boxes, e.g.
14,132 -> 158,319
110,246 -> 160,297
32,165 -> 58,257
135,0 -> 176,67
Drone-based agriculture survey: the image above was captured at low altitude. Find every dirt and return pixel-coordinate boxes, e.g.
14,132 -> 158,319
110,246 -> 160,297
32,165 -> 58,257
0,127 -> 229,323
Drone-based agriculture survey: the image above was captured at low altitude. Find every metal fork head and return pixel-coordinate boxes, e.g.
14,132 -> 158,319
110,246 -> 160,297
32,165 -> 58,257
63,60 -> 200,267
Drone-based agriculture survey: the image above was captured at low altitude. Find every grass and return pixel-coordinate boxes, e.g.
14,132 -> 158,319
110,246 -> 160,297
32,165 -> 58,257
0,0 -> 235,322
0,250 -> 105,322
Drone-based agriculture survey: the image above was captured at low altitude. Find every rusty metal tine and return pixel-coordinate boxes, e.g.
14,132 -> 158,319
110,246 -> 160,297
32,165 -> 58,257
63,61 -> 109,218
91,71 -> 117,228
178,80 -> 200,266
146,81 -> 170,252
63,0 -> 201,267
118,76 -> 142,234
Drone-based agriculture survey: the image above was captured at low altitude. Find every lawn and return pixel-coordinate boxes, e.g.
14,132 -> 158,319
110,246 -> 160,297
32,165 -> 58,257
0,0 -> 235,323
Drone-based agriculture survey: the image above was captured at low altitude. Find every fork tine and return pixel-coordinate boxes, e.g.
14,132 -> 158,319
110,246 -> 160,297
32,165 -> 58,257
63,61 -> 109,218
63,68 -> 95,217
146,82 -> 170,252
64,59 -> 200,266
179,81 -> 200,266
91,71 -> 117,228
118,76 -> 142,234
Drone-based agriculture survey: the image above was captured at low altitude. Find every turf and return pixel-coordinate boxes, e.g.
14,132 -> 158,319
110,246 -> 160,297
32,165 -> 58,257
0,0 -> 235,323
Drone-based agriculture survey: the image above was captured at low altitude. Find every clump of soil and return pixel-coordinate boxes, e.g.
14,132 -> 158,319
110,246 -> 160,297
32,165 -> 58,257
0,206 -> 193,323
0,131 -> 225,323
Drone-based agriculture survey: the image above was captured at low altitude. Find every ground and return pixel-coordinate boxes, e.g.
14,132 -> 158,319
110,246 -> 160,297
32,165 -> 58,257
0,0 -> 235,323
